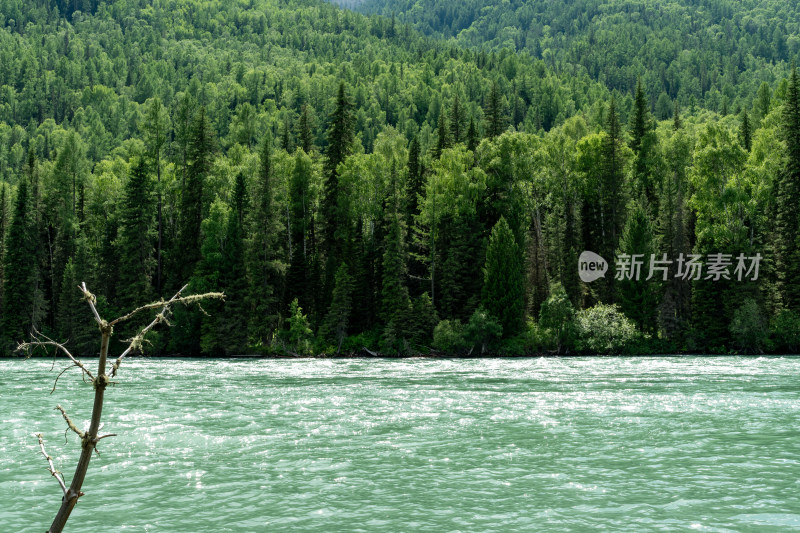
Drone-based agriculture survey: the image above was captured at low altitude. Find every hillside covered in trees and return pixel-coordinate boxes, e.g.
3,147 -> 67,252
0,0 -> 798,356
350,0 -> 799,118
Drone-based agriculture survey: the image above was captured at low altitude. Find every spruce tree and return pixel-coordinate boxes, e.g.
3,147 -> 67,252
466,117 -> 479,152
297,103 -> 314,153
0,183 -> 7,311
116,157 -> 155,312
616,201 -> 658,334
143,97 -> 169,293
485,82 -> 505,138
247,134 -> 283,346
381,163 -> 413,353
433,111 -> 450,159
739,109 -> 752,152
630,79 -> 650,155
1,178 -> 35,349
450,93 -> 464,144
673,100 -> 682,131
320,262 -> 353,352
775,66 -> 800,309
220,173 -> 249,354
482,216 -> 524,336
176,106 -> 213,285
286,149 -> 315,316
599,98 -> 626,302
321,82 -> 355,307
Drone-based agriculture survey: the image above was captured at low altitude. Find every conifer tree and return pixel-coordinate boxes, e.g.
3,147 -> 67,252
320,262 -> 353,352
143,97 -> 169,293
297,103 -> 314,153
485,82 -> 505,138
1,178 -> 35,349
630,80 -> 650,155
116,158 -> 155,312
322,82 -> 355,306
176,106 -> 213,285
739,109 -> 752,152
220,173 -> 249,354
286,149 -> 316,316
600,98 -> 625,302
433,112 -> 450,159
616,201 -> 658,334
450,93 -> 464,144
0,183 -> 7,310
466,117 -> 479,152
774,66 -> 800,309
381,163 -> 413,353
482,216 -> 524,336
247,134 -> 283,346
673,100 -> 682,131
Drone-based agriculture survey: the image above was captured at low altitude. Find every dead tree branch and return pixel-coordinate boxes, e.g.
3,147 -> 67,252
36,433 -> 67,496
20,282 -> 223,533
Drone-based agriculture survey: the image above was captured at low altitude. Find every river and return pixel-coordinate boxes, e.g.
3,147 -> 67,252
1,357 -> 799,531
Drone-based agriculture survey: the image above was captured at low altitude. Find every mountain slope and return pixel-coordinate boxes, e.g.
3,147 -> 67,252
352,0 -> 800,114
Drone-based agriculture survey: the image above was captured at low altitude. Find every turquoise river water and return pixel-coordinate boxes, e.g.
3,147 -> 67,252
1,357 -> 799,532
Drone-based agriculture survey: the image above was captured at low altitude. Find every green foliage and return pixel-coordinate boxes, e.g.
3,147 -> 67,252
771,310 -> 800,353
284,298 -> 314,356
539,282 -> 577,353
320,262 -> 354,352
482,216 -> 525,336
576,304 -> 639,354
729,299 -> 770,354
464,308 -> 503,354
432,319 -> 468,354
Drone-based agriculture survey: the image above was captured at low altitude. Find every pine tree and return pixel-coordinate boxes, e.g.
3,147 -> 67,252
176,106 -> 213,285
247,134 -> 283,347
482,216 -> 524,336
406,136 -> 422,217
0,183 -> 8,311
381,162 -> 413,353
433,111 -> 450,159
116,157 -> 155,312
286,149 -> 315,316
484,82 -> 505,138
673,100 -> 682,131
466,117 -> 479,152
450,93 -> 464,144
599,98 -> 626,302
321,82 -> 355,306
630,79 -> 650,155
775,66 -> 800,309
616,201 -> 658,334
143,97 -> 169,293
297,103 -> 314,153
1,178 -> 35,349
320,262 -> 353,352
220,172 -> 249,354
739,109 -> 752,152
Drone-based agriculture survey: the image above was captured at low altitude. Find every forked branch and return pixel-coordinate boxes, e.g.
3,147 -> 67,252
21,282 -> 224,533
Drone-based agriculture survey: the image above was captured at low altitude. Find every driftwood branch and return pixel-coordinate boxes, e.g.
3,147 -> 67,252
20,282 -> 223,533
36,434 -> 67,496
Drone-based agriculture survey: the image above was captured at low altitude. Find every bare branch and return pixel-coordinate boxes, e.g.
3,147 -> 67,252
79,283 -> 104,327
110,288 -> 224,377
36,433 -> 67,496
55,405 -> 85,440
17,331 -> 96,386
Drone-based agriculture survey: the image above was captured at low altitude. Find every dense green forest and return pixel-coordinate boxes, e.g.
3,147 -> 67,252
0,0 -> 798,356
350,0 -> 799,117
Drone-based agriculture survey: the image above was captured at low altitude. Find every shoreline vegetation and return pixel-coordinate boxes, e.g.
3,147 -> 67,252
1,0 -> 799,360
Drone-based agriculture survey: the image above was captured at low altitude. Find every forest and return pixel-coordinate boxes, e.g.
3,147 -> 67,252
0,0 -> 799,356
